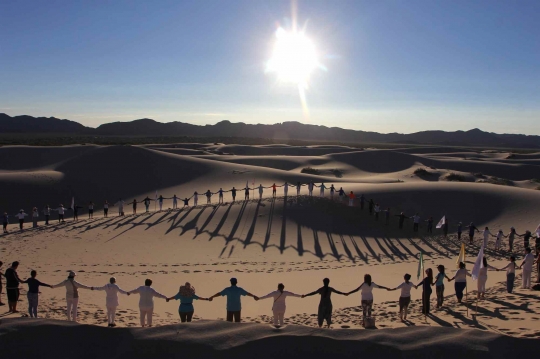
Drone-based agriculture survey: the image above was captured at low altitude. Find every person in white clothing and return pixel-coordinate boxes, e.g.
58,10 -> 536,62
15,210 -> 28,231
519,247 -> 534,289
482,227 -> 496,247
51,271 -> 92,322
52,205 -> 66,223
92,277 -> 130,327
387,273 -> 416,321
193,192 -> 199,206
346,274 -> 389,326
128,279 -> 167,327
32,207 -> 39,228
258,283 -> 301,327
448,262 -> 471,303
495,230 -> 507,251
477,257 -> 497,299
172,195 -> 178,209
114,199 -> 125,216
103,201 -> 109,217
43,205 -> 51,225
374,204 -> 381,221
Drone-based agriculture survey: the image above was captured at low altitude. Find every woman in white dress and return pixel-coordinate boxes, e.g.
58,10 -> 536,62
92,277 -> 130,327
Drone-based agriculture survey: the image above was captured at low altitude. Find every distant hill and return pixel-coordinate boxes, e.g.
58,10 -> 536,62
0,113 -> 91,133
1,113 -> 539,148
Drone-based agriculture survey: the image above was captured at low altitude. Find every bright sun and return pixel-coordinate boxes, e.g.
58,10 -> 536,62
266,27 -> 320,88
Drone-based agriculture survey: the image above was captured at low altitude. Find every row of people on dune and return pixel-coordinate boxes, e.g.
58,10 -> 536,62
3,181 -> 540,255
0,251 -> 537,328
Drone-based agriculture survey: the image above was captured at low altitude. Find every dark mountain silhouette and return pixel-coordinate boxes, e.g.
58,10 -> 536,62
1,113 -> 539,148
0,113 -> 91,133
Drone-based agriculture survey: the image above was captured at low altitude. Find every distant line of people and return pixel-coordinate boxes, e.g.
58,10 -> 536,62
0,252 -> 538,328
3,181 -> 540,256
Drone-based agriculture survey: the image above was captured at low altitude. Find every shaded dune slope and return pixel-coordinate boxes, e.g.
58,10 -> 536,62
0,319 -> 536,359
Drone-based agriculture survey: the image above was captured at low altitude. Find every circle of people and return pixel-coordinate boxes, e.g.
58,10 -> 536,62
2,181 -> 539,328
1,248 -> 537,329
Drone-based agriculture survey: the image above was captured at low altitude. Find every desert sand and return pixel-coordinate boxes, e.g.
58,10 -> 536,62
1,144 -> 539,357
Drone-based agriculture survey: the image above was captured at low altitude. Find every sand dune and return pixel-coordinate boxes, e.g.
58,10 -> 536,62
1,143 -> 539,352
0,319 -> 537,358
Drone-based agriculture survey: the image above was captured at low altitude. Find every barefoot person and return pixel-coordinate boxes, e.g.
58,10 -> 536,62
495,230 -> 507,251
302,278 -> 347,328
448,262 -> 471,304
128,279 -> 167,327
519,247 -> 535,289
258,283 -> 302,327
482,227 -> 496,247
92,277 -> 130,327
478,257 -> 497,299
497,256 -> 517,293
208,278 -> 258,323
416,268 -> 434,314
508,227 -> 517,252
22,270 -> 52,318
5,261 -> 23,312
346,274 -> 389,326
434,265 -> 450,309
387,273 -> 416,321
166,282 -> 209,323
51,271 -> 92,322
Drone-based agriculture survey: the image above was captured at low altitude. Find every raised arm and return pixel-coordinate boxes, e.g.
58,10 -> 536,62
346,284 -> 363,295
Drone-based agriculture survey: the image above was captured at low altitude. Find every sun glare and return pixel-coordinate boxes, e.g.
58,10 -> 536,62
266,27 -> 319,89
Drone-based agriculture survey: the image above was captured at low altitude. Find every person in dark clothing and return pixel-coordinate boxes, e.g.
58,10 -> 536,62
368,199 -> 374,215
0,261 -> 5,305
457,222 -> 463,241
425,217 -> 434,234
231,187 -> 237,202
22,270 -> 52,317
467,223 -> 479,244
518,230 -> 532,249
395,212 -> 409,229
244,187 -> 250,200
297,182 -> 302,196
72,205 -> 83,221
2,212 -> 8,233
183,198 -> 189,207
5,261 -> 23,313
218,188 -> 224,204
338,187 -> 345,202
302,278 -> 347,328
417,268 -> 434,314
443,219 -> 449,238
384,208 -> 391,225
141,197 -> 152,212
360,195 -> 365,210
205,190 -> 212,204
128,199 -> 138,215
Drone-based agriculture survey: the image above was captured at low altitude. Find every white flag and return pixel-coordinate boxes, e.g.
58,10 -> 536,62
436,216 -> 445,229
71,197 -> 74,210
471,244 -> 484,281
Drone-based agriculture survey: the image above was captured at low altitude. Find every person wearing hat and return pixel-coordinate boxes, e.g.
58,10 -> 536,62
91,277 -> 130,327
208,278 -> 258,323
128,278 -> 167,327
51,271 -> 92,322
166,282 -> 210,323
15,209 -> 28,231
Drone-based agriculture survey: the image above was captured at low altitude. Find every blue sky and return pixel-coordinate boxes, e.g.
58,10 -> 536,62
1,0 -> 539,134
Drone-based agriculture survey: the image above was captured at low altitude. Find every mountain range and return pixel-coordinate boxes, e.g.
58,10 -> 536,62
1,113 -> 538,148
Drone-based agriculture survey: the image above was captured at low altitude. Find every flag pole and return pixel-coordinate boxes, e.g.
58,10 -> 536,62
465,282 -> 469,317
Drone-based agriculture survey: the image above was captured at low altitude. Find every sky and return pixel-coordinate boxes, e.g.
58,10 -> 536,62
1,0 -> 539,134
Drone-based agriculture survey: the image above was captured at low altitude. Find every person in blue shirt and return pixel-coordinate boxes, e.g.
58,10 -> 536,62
208,278 -> 258,322
166,282 -> 210,323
